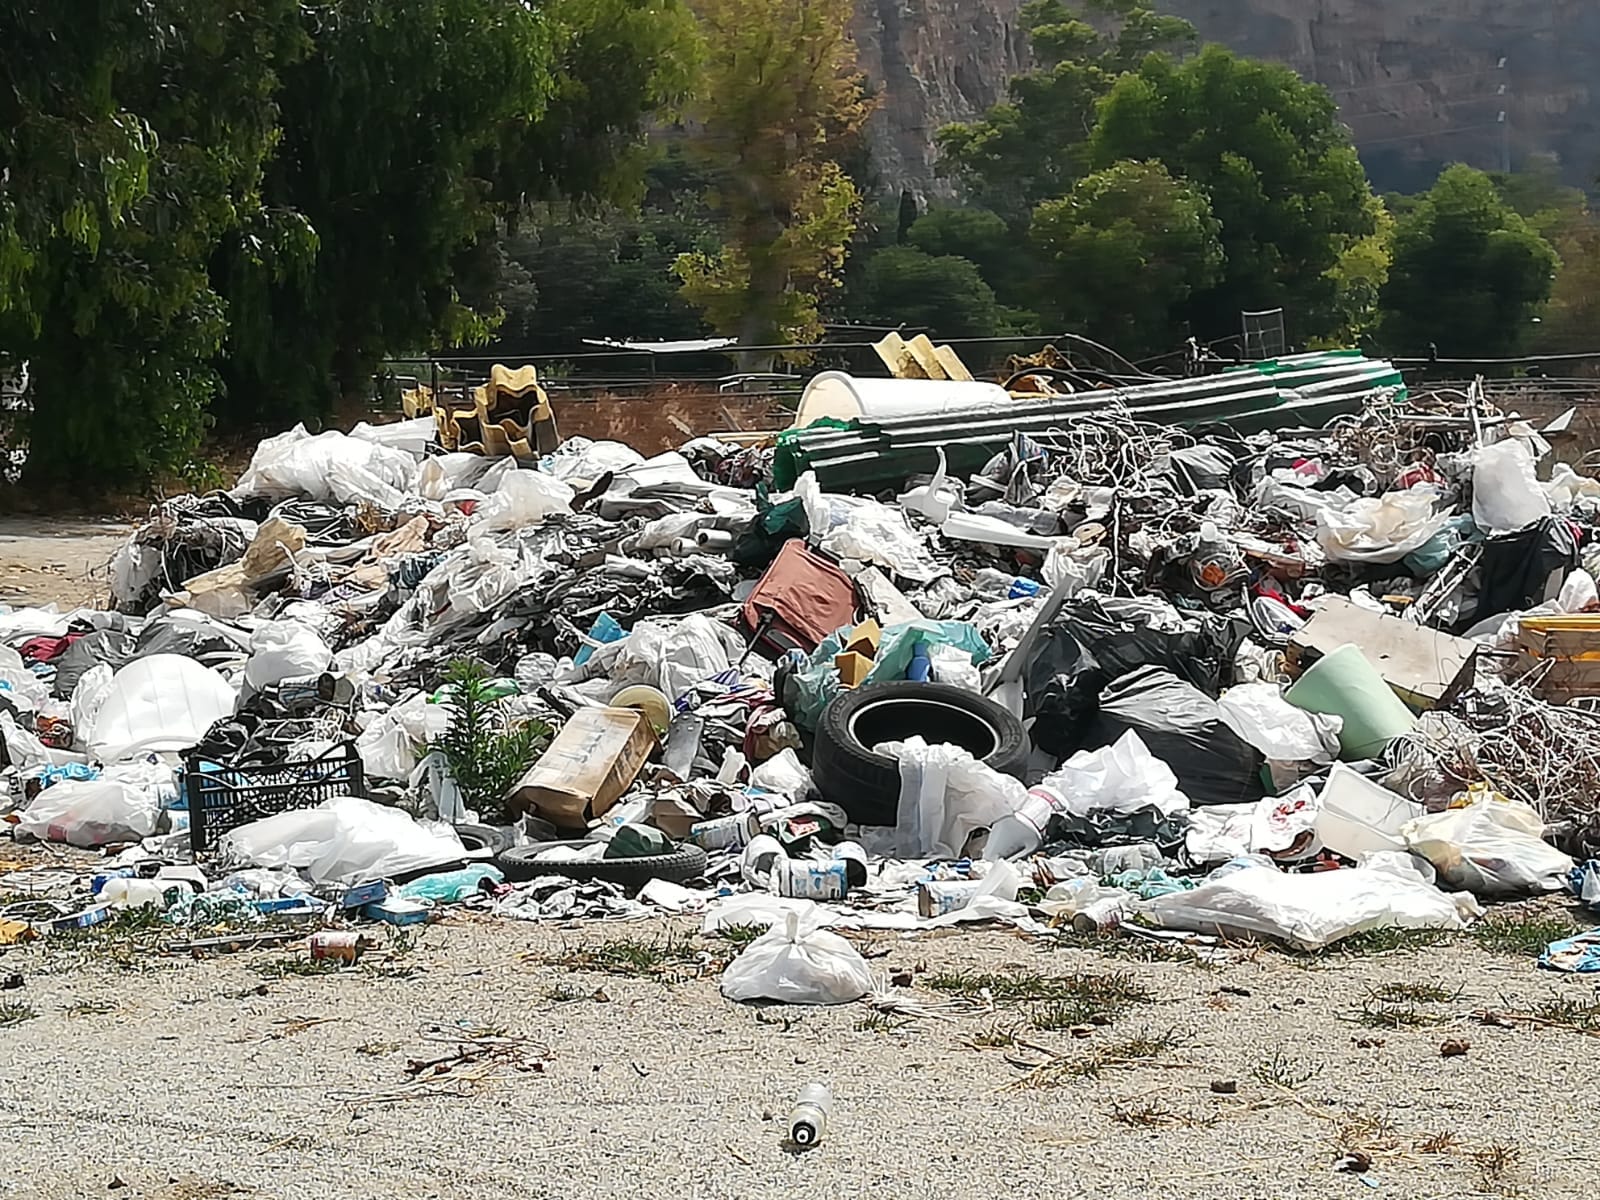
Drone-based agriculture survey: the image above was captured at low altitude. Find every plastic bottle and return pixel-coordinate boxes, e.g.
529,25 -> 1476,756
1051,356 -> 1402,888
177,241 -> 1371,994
971,568 -> 1042,600
982,785 -> 1066,860
787,1082 -> 833,1147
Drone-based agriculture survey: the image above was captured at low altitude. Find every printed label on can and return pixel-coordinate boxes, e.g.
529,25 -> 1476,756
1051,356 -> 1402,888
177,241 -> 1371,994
918,880 -> 984,918
690,812 -> 760,850
775,860 -> 849,900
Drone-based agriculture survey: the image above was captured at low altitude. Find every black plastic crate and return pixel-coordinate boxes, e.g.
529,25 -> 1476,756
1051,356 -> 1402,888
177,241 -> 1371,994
184,741 -> 365,852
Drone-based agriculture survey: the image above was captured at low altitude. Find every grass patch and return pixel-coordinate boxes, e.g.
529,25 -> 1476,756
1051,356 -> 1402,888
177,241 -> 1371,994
1251,1047 -> 1323,1091
1017,1027 -> 1186,1087
925,968 -> 1151,1021
1317,926 -> 1454,957
853,1011 -> 910,1035
1110,1100 -> 1215,1129
716,925 -> 764,949
1528,994 -> 1600,1033
0,1001 -> 38,1027
62,998 -> 118,1018
966,1024 -> 1017,1049
556,931 -> 705,978
1416,1130 -> 1460,1154
1354,982 -> 1460,1029
1053,929 -> 1214,966
1472,913 -> 1581,958
250,956 -> 343,980
1473,1142 -> 1525,1195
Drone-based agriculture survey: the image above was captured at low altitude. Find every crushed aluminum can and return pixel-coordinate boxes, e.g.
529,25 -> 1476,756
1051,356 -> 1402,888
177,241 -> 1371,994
689,811 -> 760,851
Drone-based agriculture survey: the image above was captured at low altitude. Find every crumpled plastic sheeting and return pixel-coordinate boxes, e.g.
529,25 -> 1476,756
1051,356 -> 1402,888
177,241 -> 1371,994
356,689 -> 451,779
16,778 -> 162,847
1402,796 -> 1574,897
89,654 -> 237,762
1141,858 -> 1478,951
243,620 -> 333,691
222,796 -> 468,885
1316,488 -> 1450,564
1047,729 -> 1189,818
231,425 -> 418,509
878,736 -> 1028,859
1217,682 -> 1341,764
471,470 -> 574,531
1473,438 -> 1551,535
795,470 -> 942,584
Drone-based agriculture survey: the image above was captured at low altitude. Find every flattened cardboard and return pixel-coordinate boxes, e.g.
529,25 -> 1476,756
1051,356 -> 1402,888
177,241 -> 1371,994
510,706 -> 656,828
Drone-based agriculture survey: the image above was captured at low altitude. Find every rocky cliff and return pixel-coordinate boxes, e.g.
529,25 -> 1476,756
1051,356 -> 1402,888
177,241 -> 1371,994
853,0 -> 1600,199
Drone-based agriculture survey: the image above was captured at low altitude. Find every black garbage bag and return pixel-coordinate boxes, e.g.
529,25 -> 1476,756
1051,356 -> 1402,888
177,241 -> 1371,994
1078,666 -> 1266,808
50,629 -> 136,699
1026,595 -> 1240,755
1466,516 -> 1579,631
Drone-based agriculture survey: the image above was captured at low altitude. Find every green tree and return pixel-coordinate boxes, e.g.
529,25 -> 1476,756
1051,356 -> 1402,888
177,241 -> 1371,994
936,0 -> 1194,224
5,0 -> 306,484
1089,45 -> 1378,342
846,246 -> 1017,338
905,206 -> 1035,310
1029,161 -> 1222,356
1532,207 -> 1600,356
1319,198 -> 1394,347
1380,164 -> 1558,358
218,0 -> 700,428
671,0 -> 870,358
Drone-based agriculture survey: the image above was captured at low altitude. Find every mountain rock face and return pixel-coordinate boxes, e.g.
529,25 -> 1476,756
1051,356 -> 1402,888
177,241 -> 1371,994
853,0 -> 1600,199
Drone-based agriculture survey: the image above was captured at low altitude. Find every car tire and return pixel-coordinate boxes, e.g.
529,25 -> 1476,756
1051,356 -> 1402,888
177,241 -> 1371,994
453,823 -> 514,858
812,681 -> 1029,826
495,840 -> 709,890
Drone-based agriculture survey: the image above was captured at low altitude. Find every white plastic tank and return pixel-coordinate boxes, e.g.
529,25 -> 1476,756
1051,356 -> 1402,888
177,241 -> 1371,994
792,371 -> 1013,427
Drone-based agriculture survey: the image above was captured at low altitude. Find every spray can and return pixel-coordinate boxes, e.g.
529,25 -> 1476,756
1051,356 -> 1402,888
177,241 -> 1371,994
787,1082 -> 833,1147
309,931 -> 366,963
689,811 -> 761,851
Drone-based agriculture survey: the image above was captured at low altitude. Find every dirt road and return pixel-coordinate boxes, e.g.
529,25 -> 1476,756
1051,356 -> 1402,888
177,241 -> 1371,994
0,516 -> 130,610
0,907 -> 1590,1200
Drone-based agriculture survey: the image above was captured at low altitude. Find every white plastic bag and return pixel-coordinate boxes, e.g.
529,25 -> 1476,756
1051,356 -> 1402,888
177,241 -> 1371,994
748,748 -> 812,802
1046,730 -> 1189,818
16,779 -> 161,847
355,690 -> 449,779
719,906 -> 874,1005
1402,796 -> 1573,897
472,469 -> 574,531
69,664 -> 115,745
90,655 -> 237,762
544,437 -> 645,483
821,498 -> 941,584
1140,859 -> 1476,950
243,621 -> 332,690
1218,683 -> 1341,764
1316,488 -> 1449,564
928,644 -> 982,692
1473,438 -> 1551,534
221,796 -> 468,885
232,425 -> 417,506
878,736 -> 1028,859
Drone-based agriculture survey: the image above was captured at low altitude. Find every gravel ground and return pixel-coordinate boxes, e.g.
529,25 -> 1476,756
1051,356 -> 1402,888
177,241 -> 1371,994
1,906 -> 1596,1200
0,516 -> 131,609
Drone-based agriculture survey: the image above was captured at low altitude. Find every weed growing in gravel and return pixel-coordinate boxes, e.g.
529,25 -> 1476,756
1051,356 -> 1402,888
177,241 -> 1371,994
1528,994 -> 1600,1032
853,1011 -> 910,1035
716,925 -> 764,949
1251,1047 -> 1323,1090
0,1002 -> 38,1027
1319,926 -> 1453,957
1416,1130 -> 1459,1154
1354,982 -> 1460,1028
1110,1100 -> 1215,1129
1473,1142 -> 1524,1195
555,931 -> 705,977
1472,913 -> 1581,957
1053,929 -> 1213,966
966,1024 -> 1017,1049
1017,1024 -> 1184,1088
62,998 -> 117,1018
925,968 -> 1151,1017
250,956 -> 343,980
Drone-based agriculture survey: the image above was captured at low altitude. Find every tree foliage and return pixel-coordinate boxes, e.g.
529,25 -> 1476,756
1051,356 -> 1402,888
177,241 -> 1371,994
1380,164 -> 1558,358
936,0 -> 1194,223
848,246 -> 1017,338
1089,46 -> 1378,341
1030,161 -> 1222,356
905,206 -> 1035,309
672,0 -> 870,354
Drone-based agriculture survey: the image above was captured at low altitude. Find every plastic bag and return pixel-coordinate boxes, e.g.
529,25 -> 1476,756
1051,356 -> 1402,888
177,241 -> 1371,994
243,621 -> 332,691
719,905 -> 874,1005
472,469 -> 574,531
748,748 -> 813,802
1545,462 -> 1600,513
1044,729 -> 1189,818
868,620 -> 990,685
1140,858 -> 1476,951
544,437 -> 645,483
356,690 -> 449,779
1473,438 -> 1551,535
820,497 -> 941,584
222,796 -> 469,885
69,664 -> 115,745
928,644 -> 982,692
16,778 -> 161,847
1402,795 -> 1573,897
1081,667 -> 1265,807
90,654 -> 237,762
878,735 -> 1028,858
231,424 -> 416,506
1316,488 -> 1450,563
1217,682 -> 1341,764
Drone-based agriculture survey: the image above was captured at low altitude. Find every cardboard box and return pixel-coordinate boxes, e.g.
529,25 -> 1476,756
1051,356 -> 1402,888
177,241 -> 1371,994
509,707 -> 656,829
1514,614 -> 1600,700
1288,595 -> 1477,711
843,618 -> 882,658
834,650 -> 873,688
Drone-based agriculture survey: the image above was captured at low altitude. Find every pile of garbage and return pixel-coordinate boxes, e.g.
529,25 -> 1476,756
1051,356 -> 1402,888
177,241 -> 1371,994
5,370 -> 1600,1000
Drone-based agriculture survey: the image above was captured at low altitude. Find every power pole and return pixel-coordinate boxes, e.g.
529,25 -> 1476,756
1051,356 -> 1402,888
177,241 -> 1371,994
1497,55 -> 1511,173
